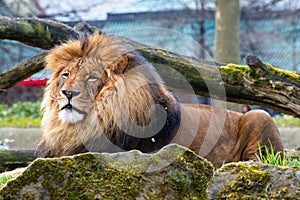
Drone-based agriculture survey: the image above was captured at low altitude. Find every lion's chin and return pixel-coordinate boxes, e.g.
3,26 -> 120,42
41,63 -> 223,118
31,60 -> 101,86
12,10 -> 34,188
58,109 -> 85,124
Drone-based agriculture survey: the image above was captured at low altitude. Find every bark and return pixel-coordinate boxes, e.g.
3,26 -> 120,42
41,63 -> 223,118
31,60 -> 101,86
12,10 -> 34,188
0,52 -> 47,93
0,17 -> 300,117
135,43 -> 300,117
0,16 -> 78,49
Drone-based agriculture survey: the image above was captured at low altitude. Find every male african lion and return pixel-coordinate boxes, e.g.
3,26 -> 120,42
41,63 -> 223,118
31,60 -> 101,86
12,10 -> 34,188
36,33 -> 283,167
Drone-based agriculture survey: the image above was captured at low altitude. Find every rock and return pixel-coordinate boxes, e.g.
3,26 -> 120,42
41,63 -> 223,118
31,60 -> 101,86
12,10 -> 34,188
286,148 -> 300,158
207,161 -> 300,199
0,144 -> 213,199
1,145 -> 299,199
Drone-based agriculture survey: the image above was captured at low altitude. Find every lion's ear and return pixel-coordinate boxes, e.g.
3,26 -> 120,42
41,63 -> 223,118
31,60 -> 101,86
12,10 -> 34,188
113,54 -> 129,74
106,54 -> 129,77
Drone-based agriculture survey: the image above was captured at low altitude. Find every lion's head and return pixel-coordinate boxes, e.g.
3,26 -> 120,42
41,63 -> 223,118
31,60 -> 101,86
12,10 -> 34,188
36,33 -> 181,157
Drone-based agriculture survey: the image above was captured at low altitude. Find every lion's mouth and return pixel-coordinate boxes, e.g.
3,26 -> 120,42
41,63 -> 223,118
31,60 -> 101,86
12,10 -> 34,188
61,103 -> 73,111
59,103 -> 87,123
60,102 -> 87,115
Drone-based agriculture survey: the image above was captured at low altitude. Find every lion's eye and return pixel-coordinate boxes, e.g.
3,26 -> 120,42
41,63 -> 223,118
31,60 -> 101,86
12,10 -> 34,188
87,76 -> 98,82
62,72 -> 69,79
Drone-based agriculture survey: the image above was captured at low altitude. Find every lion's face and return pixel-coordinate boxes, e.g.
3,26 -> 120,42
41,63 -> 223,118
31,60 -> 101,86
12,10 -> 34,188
38,33 -> 182,157
43,34 -> 129,124
55,58 -> 106,123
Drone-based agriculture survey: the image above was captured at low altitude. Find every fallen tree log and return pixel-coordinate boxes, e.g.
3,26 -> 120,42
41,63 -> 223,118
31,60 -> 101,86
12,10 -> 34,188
0,150 -> 35,172
0,16 -> 78,49
0,16 -> 299,117
137,46 -> 300,117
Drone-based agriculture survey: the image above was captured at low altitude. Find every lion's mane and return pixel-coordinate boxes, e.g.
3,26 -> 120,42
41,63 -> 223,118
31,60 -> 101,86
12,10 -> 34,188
36,33 -> 181,157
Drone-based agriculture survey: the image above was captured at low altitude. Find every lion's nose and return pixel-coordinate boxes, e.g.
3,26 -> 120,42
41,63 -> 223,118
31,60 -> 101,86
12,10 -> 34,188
62,90 -> 80,100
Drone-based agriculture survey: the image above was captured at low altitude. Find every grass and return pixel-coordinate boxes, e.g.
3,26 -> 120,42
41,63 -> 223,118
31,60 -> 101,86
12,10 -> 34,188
273,114 -> 300,127
257,141 -> 300,167
0,102 -> 41,127
0,117 -> 41,128
0,175 -> 14,188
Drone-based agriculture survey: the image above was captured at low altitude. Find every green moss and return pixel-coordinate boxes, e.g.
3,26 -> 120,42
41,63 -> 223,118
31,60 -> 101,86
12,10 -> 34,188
220,61 -> 300,84
35,22 -> 52,42
157,49 -> 166,56
217,163 -> 271,199
264,62 -> 300,82
20,23 -> 35,35
45,26 -> 52,41
36,22 -> 44,36
220,64 -> 250,79
0,155 -> 145,199
0,25 -> 7,33
216,162 -> 300,199
0,145 -> 213,199
157,151 -> 213,199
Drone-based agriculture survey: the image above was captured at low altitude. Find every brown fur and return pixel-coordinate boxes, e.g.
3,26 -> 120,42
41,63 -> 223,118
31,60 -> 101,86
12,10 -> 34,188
36,33 -> 283,167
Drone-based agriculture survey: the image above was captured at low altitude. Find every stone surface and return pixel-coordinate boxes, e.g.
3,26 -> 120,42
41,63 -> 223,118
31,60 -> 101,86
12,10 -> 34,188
1,144 -> 299,199
0,144 -> 213,199
207,161 -> 300,199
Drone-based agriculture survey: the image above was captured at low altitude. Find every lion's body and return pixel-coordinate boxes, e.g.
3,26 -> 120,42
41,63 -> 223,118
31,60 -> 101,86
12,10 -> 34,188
174,104 -> 283,166
36,34 -> 283,167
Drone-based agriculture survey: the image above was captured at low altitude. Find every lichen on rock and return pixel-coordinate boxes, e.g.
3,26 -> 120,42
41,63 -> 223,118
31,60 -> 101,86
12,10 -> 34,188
207,161 -> 300,199
0,144 -> 213,199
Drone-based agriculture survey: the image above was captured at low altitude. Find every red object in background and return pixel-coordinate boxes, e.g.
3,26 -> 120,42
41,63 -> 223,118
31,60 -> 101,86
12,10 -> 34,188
17,78 -> 48,86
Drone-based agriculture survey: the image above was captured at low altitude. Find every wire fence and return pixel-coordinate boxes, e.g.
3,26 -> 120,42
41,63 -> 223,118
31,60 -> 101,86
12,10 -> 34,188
1,0 -> 300,80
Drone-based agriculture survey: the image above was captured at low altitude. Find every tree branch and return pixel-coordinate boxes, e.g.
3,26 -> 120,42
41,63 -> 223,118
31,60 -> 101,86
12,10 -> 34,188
1,17 -> 300,117
0,16 -> 79,49
131,41 -> 300,117
0,52 -> 47,93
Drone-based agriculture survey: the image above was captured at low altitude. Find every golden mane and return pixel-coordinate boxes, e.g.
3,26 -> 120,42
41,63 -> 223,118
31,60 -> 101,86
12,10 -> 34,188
45,33 -> 125,72
37,33 -> 181,157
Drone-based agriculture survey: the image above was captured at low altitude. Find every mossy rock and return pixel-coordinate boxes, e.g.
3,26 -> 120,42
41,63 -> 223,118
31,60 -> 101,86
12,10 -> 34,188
0,144 -> 213,199
207,161 -> 300,199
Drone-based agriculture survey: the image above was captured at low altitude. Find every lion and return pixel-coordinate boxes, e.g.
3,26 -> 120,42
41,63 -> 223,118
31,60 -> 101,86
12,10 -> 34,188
36,33 -> 284,167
